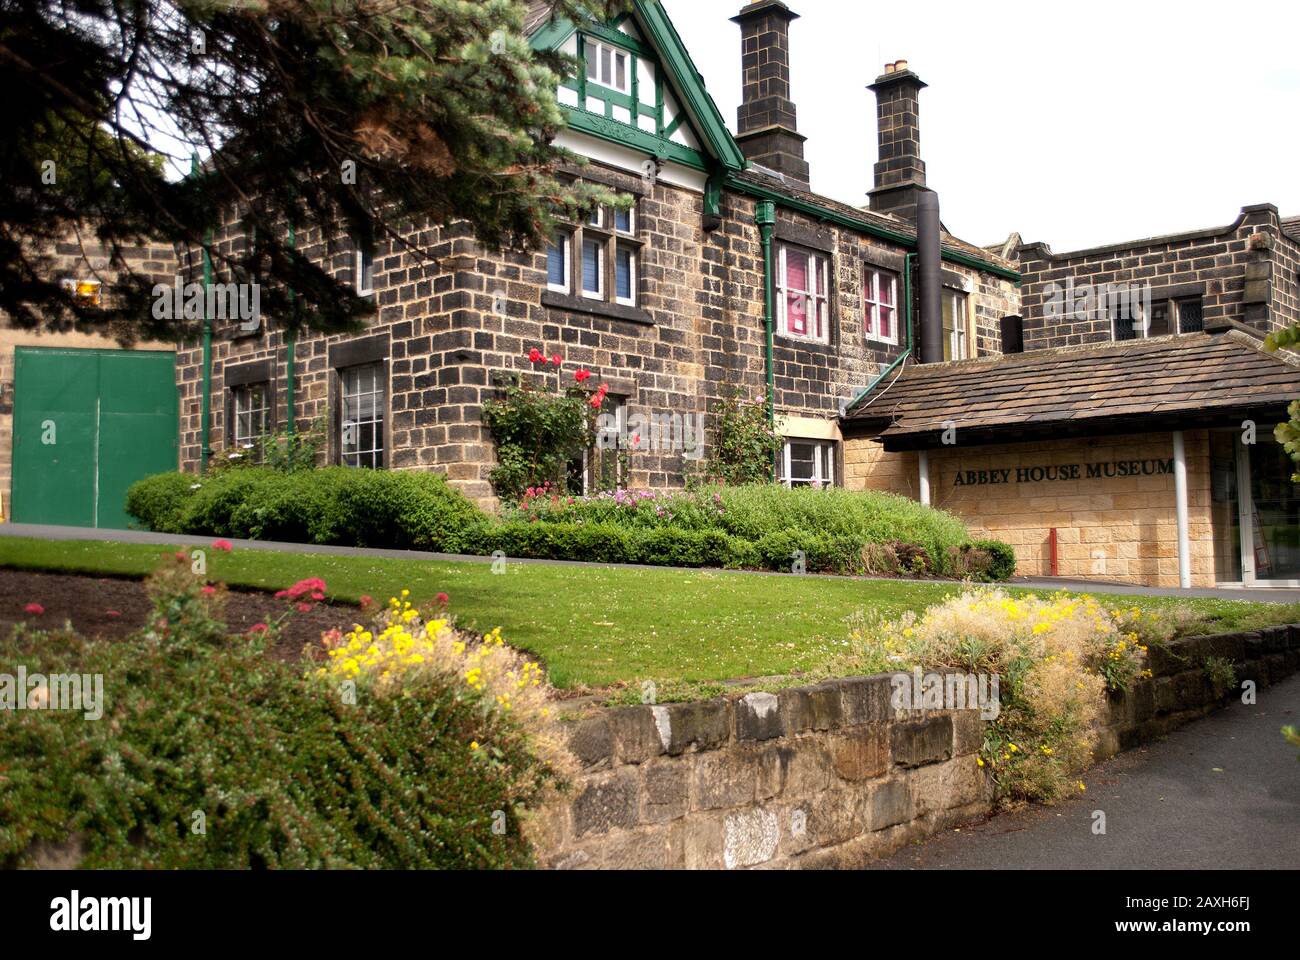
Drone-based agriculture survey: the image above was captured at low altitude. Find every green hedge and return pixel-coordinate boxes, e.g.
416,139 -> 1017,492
128,471 -> 1017,581
128,468 -> 487,553
0,624 -> 549,869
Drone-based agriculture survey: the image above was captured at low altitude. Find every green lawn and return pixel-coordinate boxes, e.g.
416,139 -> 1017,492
2,535 -> 1298,693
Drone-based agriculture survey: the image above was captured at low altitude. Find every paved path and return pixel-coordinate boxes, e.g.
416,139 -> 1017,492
2,522 -> 1300,602
871,673 -> 1300,870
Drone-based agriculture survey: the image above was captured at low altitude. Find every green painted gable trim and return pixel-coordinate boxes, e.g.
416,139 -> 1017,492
529,1 -> 747,173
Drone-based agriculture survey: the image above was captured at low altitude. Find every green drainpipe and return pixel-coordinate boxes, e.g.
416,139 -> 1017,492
846,251 -> 916,414
286,218 -> 297,448
201,229 -> 213,472
755,200 -> 777,480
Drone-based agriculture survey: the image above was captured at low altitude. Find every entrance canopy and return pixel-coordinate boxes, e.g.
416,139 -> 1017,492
842,320 -> 1300,450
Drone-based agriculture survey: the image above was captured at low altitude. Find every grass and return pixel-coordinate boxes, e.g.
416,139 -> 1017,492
2,535 -> 1298,695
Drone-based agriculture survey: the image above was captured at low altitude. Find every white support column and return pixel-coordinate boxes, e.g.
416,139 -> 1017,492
1172,431 -> 1192,589
918,449 -> 931,507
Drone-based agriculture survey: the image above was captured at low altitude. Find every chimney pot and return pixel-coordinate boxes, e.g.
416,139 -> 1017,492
867,62 -> 928,221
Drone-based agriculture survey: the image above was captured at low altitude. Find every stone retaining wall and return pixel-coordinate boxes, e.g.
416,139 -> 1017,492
538,623 -> 1300,870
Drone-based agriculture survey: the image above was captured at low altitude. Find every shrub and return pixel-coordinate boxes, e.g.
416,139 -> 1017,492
835,589 -> 1152,806
0,559 -> 567,869
484,521 -> 637,566
481,371 -> 594,503
124,472 -> 196,533
127,468 -> 487,553
972,539 -> 1018,582
701,390 -> 780,486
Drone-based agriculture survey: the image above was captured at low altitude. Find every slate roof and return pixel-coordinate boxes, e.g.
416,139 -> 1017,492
843,323 -> 1300,450
1283,215 -> 1300,244
525,1 -> 556,35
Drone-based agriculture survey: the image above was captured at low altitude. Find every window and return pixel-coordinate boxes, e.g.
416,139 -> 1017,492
781,440 -> 836,489
1121,295 -> 1205,340
777,245 -> 830,343
569,396 -> 628,495
231,383 -> 270,458
354,237 -> 375,296
863,267 -> 899,344
581,237 -> 604,299
584,39 -> 630,94
547,199 -> 642,309
547,233 -> 570,293
942,290 -> 969,361
615,246 -> 636,305
339,362 -> 384,468
1176,298 -> 1204,333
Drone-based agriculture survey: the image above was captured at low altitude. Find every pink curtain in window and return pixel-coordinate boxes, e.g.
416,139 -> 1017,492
786,252 -> 808,335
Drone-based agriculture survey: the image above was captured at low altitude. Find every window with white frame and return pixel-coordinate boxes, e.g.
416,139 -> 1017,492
863,266 -> 899,344
354,237 -> 375,296
231,382 -> 270,459
581,236 -> 604,299
777,245 -> 830,343
781,439 -> 836,489
547,199 -> 641,309
942,290 -> 969,361
584,39 -> 631,95
339,362 -> 384,468
568,395 -> 628,495
546,232 -> 570,293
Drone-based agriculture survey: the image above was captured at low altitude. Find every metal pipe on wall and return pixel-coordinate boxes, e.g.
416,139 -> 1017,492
916,189 -> 943,365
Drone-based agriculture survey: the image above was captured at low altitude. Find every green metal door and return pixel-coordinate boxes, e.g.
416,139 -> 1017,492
11,347 -> 178,529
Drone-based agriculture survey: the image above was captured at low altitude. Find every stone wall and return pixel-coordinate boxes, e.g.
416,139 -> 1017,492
1016,204 -> 1300,351
1098,623 -> 1300,759
843,429 -> 1217,588
537,623 -> 1300,870
536,676 -> 991,870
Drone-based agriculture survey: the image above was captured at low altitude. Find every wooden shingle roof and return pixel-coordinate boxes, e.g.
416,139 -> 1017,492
843,324 -> 1300,450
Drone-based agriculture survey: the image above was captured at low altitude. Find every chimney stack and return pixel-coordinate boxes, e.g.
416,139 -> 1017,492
868,61 -> 928,222
731,1 -> 810,189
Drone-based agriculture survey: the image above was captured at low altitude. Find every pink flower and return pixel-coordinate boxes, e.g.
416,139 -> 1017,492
528,348 -> 544,364
275,577 -> 328,602
435,592 -> 450,607
23,603 -> 44,616
106,609 -> 121,618
201,585 -> 217,596
550,354 -> 562,366
296,602 -> 313,613
249,623 -> 269,634
359,595 -> 374,611
212,540 -> 233,552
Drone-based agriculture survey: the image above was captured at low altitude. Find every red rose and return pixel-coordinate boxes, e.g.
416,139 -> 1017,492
528,348 -> 544,363
435,592 -> 450,607
23,602 -> 44,616
575,369 -> 592,383
551,354 -> 562,366
212,539 -> 233,552
249,623 -> 269,634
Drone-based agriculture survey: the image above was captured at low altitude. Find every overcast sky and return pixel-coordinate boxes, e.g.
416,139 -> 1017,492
662,0 -> 1300,252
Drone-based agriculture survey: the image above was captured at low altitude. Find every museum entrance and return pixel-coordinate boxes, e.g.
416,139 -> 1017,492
1210,430 -> 1300,585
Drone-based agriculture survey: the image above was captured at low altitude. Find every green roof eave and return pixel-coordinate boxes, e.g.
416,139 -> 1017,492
726,173 -> 1022,283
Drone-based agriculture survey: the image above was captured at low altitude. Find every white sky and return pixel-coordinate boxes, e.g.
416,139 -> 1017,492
662,0 -> 1300,252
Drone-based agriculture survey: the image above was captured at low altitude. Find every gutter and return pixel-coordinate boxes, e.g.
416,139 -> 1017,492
726,173 -> 1021,283
286,218 -> 297,449
755,200 -> 777,480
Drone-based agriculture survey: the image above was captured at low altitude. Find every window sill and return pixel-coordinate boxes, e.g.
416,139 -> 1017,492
542,291 -> 653,326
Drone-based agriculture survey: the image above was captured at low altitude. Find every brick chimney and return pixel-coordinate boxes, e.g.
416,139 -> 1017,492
731,1 -> 809,188
868,61 -> 928,222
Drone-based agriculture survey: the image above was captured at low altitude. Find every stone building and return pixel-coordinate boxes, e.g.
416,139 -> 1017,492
0,233 -> 177,528
172,0 -> 1019,509
842,213 -> 1300,589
